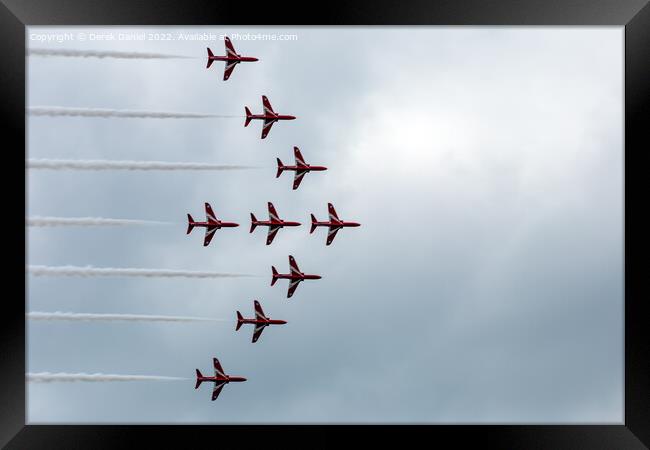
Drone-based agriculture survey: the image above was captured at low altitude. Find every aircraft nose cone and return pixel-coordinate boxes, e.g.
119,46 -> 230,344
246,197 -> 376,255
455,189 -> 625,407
233,223 -> 240,227
315,275 -> 322,279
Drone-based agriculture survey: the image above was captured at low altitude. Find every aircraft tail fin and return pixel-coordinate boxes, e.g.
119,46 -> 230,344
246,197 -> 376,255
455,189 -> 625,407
195,369 -> 203,389
249,213 -> 258,233
206,48 -> 214,69
236,311 -> 244,331
310,214 -> 318,234
187,214 -> 195,234
244,107 -> 253,127
276,158 -> 284,178
271,266 -> 279,286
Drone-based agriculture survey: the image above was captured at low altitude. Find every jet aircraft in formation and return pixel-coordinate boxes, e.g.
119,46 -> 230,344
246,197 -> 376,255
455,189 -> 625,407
191,37 -> 360,401
245,95 -> 296,139
310,203 -> 361,246
236,300 -> 287,343
187,202 -> 360,247
195,358 -> 247,401
272,255 -> 322,299
206,37 -> 258,81
186,202 -> 239,247
250,202 -> 301,245
276,146 -> 327,190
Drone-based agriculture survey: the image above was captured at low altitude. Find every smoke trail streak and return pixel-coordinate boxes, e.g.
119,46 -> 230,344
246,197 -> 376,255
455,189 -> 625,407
27,311 -> 229,323
27,216 -> 170,227
27,372 -> 188,383
27,159 -> 257,171
29,48 -> 195,59
28,107 -> 241,119
27,265 -> 255,279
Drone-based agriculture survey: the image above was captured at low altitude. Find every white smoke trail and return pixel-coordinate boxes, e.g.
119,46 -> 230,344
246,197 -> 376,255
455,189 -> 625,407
27,159 -> 257,171
27,216 -> 170,227
27,311 -> 229,323
27,265 -> 254,279
29,48 -> 195,59
28,107 -> 241,119
27,372 -> 188,383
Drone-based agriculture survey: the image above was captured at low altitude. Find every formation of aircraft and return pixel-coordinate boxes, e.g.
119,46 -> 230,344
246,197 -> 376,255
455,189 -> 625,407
236,300 -> 287,343
277,147 -> 327,190
310,203 -> 361,246
245,95 -> 296,139
191,37 -> 362,401
195,358 -> 247,401
187,202 -> 360,247
186,202 -> 239,247
272,255 -> 322,299
206,37 -> 259,81
250,202 -> 301,245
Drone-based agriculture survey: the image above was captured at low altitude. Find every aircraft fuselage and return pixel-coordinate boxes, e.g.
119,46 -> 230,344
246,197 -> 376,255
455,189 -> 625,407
312,221 -> 361,228
189,220 -> 239,229
249,113 -> 297,122
253,220 -> 301,228
238,318 -> 287,326
197,375 -> 247,384
275,273 -> 322,281
281,164 -> 327,173
209,55 -> 259,63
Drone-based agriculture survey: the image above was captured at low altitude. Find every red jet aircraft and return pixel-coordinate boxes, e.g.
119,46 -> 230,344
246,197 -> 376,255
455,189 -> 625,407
277,146 -> 328,190
206,36 -> 258,81
236,300 -> 287,343
271,255 -> 321,298
250,202 -> 301,245
195,357 -> 247,401
310,203 -> 361,246
245,95 -> 296,139
187,202 -> 239,247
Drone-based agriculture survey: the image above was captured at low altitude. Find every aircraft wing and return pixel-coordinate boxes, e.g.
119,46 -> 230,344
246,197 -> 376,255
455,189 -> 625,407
293,170 -> 307,190
205,202 -> 218,223
328,203 -> 340,222
224,36 -> 238,57
267,202 -> 280,221
261,119 -> 275,139
289,255 -> 301,275
252,323 -> 267,343
287,278 -> 302,299
254,300 -> 267,320
326,226 -> 342,246
213,358 -> 226,377
266,226 -> 280,245
294,146 -> 307,167
211,381 -> 226,401
223,61 -> 237,81
204,227 -> 217,247
262,95 -> 275,114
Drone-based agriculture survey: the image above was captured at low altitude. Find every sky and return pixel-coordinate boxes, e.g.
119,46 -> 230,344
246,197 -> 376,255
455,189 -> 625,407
26,26 -> 623,424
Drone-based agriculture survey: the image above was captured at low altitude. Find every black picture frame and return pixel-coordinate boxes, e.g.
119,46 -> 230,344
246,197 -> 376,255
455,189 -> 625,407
2,0 -> 648,448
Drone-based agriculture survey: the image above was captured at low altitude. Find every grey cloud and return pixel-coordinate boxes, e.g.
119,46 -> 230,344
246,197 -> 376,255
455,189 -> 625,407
26,26 -> 623,424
